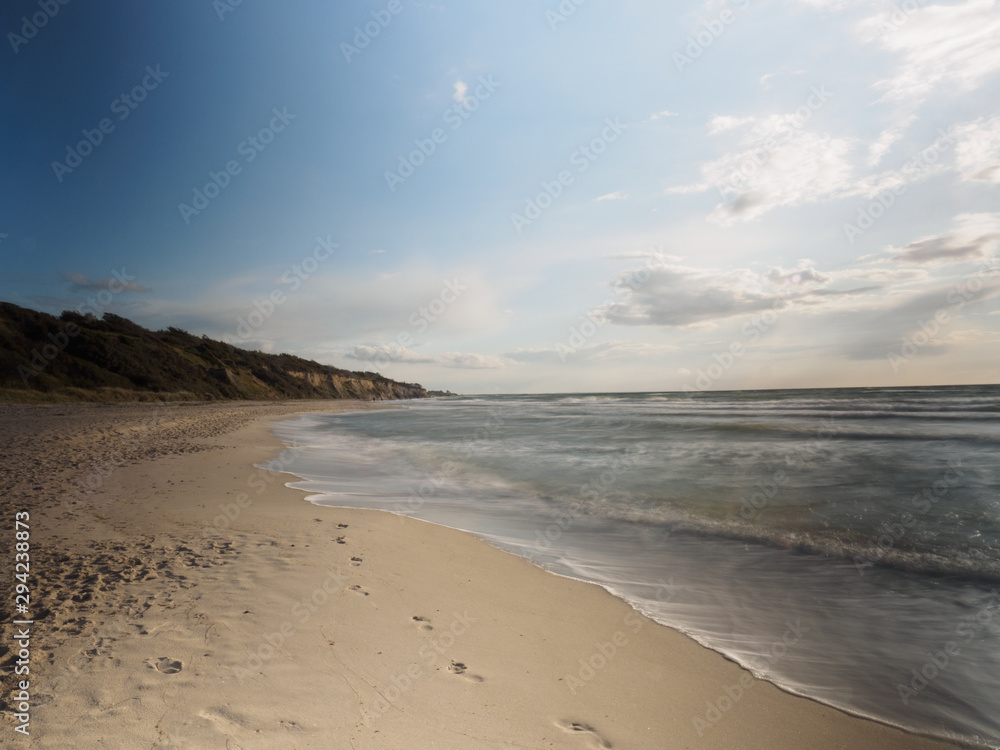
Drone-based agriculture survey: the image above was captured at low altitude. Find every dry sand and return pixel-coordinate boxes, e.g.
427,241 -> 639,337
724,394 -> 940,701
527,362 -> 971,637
0,400 -> 966,749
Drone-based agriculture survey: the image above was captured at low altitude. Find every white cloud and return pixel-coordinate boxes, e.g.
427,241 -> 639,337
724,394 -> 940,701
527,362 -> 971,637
766,265 -> 831,286
954,115 -> 1000,183
791,0 -> 859,9
439,352 -> 515,369
345,345 -> 515,370
669,107 -> 992,224
453,80 -> 469,106
607,250 -> 683,262
842,162 -> 945,202
862,0 -> 1000,106
828,266 -> 930,284
596,260 -> 835,327
595,191 -> 628,202
346,344 -> 435,364
867,116 -> 918,166
506,341 -> 676,365
579,341 -> 677,360
131,266 -> 506,357
647,110 -> 679,121
668,113 -> 857,224
707,114 -> 754,135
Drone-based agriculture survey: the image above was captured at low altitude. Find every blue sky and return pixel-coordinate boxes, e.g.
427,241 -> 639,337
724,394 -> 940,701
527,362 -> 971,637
2,0 -> 999,394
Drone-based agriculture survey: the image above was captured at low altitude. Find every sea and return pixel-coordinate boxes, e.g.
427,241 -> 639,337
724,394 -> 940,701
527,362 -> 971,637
267,384 -> 1000,748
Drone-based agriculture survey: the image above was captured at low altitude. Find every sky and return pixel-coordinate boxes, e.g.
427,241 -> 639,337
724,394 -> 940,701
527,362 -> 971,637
2,0 -> 999,394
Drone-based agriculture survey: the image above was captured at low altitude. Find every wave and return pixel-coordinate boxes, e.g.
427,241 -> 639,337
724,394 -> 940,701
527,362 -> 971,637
529,494 -> 1000,584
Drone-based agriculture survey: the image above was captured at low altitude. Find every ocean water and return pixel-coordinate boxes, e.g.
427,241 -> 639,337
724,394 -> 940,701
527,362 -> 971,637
268,385 -> 1000,747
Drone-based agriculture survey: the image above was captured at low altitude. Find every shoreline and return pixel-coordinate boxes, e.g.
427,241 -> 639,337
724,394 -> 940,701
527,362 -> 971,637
0,400 -> 968,748
286,467 -> 982,750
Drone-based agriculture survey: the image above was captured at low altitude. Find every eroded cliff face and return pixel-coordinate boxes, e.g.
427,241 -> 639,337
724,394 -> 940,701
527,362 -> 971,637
287,371 -> 427,400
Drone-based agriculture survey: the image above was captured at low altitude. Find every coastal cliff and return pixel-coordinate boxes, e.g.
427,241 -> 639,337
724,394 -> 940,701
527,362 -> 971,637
0,301 -> 431,402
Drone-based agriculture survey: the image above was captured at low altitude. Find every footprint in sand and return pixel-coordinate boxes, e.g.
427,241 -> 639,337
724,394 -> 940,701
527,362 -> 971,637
350,557 -> 363,566
337,523 -> 349,529
334,536 -> 347,545
447,660 -> 484,683
153,657 -> 184,674
348,585 -> 369,596
412,615 -> 432,631
554,719 -> 611,749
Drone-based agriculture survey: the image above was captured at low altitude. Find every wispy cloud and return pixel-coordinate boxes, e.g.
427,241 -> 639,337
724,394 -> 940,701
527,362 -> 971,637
668,112 -> 857,225
888,213 -> 1000,265
867,116 -> 918,166
63,271 -> 150,293
595,191 -> 628,202
345,344 -> 516,369
346,344 -> 436,364
646,110 -> 679,122
506,341 -> 676,365
861,0 -> 1000,106
839,277 -> 1000,361
439,352 -> 515,369
954,115 -> 1000,183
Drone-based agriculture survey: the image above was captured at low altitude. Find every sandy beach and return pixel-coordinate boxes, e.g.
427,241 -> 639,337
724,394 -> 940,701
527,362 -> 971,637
0,400 -> 966,749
